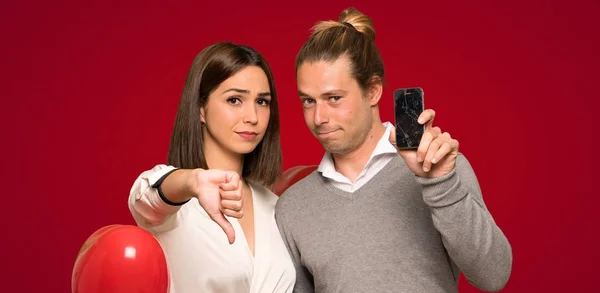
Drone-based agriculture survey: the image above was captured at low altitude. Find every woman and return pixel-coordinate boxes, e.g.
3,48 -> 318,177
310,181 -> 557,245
128,42 -> 295,293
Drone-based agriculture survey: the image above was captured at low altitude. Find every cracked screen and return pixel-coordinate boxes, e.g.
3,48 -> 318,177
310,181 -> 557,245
394,88 -> 425,149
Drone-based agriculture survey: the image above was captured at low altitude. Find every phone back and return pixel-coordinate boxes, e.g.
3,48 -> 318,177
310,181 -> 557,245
393,88 -> 425,149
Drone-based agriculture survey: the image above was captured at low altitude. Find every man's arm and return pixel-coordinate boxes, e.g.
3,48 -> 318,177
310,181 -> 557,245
415,153 -> 513,292
275,198 -> 315,293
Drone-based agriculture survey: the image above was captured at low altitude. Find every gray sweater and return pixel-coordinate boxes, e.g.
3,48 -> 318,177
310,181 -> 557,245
275,154 -> 512,293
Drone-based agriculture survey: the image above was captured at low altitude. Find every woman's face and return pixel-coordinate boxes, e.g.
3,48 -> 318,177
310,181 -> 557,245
201,65 -> 272,156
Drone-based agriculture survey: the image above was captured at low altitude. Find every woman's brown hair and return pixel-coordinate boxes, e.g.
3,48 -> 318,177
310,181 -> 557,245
168,42 -> 281,186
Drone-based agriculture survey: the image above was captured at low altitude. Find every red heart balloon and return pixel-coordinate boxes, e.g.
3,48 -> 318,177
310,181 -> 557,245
72,225 -> 169,293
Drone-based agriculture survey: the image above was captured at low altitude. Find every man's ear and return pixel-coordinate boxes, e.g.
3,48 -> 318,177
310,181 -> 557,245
367,76 -> 383,106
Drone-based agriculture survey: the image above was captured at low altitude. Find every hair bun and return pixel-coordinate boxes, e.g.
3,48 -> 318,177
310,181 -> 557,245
338,7 -> 376,40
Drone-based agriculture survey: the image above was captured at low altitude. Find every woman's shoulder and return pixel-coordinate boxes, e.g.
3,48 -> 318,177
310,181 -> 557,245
248,181 -> 279,208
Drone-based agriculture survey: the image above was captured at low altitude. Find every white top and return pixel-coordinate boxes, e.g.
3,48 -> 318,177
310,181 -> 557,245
318,121 -> 398,192
128,165 -> 296,293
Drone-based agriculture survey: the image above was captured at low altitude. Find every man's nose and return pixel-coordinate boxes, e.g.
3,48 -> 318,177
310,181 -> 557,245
313,102 -> 329,125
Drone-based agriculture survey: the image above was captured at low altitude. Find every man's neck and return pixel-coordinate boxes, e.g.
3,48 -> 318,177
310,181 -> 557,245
331,122 -> 386,183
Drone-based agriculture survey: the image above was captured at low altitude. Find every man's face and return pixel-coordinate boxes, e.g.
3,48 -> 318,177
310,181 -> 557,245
296,56 -> 374,155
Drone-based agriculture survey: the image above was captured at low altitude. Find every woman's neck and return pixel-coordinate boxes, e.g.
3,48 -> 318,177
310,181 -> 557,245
203,133 -> 244,177
203,138 -> 253,202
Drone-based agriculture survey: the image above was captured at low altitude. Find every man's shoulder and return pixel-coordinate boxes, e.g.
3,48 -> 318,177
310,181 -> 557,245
288,169 -> 321,191
275,170 -> 320,210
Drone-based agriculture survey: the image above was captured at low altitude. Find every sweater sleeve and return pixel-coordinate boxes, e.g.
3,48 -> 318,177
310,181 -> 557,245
275,197 -> 316,293
414,154 -> 513,292
128,164 -> 186,233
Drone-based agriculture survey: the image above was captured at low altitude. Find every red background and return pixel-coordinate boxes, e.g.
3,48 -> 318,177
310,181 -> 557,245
1,0 -> 598,292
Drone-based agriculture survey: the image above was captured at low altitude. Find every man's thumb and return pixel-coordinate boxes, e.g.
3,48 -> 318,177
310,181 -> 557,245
209,212 -> 235,244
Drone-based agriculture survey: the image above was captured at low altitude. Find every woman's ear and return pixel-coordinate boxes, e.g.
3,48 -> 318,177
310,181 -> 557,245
200,107 -> 206,125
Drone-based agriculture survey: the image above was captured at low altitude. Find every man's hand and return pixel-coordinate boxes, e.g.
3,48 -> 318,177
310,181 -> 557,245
389,109 -> 459,178
189,169 -> 243,244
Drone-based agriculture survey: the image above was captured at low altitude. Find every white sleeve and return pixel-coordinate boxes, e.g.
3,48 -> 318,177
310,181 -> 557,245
128,164 -> 188,233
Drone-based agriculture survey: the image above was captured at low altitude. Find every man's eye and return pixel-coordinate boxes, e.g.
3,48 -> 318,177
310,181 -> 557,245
302,98 -> 315,105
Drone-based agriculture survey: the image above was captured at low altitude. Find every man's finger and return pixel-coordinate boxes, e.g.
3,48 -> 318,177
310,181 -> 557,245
431,142 -> 453,165
418,109 -> 436,127
416,127 -> 440,162
388,125 -> 397,146
423,136 -> 444,172
208,212 -> 235,244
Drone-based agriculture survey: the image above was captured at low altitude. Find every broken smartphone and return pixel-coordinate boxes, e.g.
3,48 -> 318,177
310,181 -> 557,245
393,87 -> 425,149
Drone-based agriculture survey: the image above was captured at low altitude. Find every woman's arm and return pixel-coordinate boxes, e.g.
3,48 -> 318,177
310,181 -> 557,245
128,165 -> 196,233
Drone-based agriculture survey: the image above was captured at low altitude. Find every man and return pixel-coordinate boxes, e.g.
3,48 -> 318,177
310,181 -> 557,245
274,7 -> 513,293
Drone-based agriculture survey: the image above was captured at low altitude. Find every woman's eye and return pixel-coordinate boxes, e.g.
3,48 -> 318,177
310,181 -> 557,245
257,98 -> 270,106
227,97 -> 242,104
